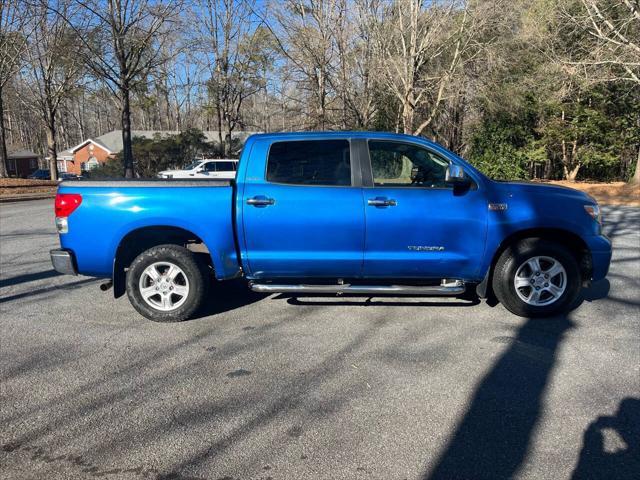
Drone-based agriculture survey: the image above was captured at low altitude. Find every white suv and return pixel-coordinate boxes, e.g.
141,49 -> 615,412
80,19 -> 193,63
158,159 -> 238,180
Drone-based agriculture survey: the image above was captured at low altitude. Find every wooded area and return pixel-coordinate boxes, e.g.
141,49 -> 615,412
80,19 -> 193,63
1,0 -> 638,182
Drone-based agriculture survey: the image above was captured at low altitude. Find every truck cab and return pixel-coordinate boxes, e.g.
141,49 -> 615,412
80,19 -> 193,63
50,132 -> 612,322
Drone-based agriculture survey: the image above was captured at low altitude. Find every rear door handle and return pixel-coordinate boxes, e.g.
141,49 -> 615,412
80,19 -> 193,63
247,196 -> 275,207
367,197 -> 397,207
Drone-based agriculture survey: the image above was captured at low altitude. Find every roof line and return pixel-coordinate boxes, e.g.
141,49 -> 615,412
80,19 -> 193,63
69,138 -> 113,154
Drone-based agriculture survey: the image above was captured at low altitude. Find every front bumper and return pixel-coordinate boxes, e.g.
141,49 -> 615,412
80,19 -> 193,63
50,249 -> 77,275
586,235 -> 612,281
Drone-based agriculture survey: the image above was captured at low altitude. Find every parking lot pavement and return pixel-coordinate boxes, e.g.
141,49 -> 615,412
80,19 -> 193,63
0,199 -> 638,480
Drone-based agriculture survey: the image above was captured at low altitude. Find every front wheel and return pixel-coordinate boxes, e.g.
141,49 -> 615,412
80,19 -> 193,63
492,239 -> 582,317
126,244 -> 208,322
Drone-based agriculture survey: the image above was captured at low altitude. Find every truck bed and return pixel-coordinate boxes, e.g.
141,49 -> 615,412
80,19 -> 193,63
57,179 -> 239,279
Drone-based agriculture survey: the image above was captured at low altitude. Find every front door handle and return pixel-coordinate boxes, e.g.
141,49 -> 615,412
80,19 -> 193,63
247,196 -> 275,207
367,197 -> 397,207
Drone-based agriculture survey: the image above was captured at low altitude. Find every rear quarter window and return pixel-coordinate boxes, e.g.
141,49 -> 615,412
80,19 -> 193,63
216,161 -> 236,171
266,140 -> 351,186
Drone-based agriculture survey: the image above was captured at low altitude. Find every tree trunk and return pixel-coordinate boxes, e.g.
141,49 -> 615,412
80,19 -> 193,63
402,100 -> 413,135
317,68 -> 326,130
46,110 -> 59,181
121,87 -> 135,178
632,146 -> 640,185
543,157 -> 551,179
566,164 -> 581,182
0,87 -> 9,178
216,99 -> 224,158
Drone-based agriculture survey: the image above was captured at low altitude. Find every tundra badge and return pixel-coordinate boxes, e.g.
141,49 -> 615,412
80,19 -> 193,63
408,246 -> 445,251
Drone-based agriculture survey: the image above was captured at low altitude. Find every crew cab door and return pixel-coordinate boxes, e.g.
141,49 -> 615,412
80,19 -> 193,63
361,140 -> 487,280
240,138 -> 365,278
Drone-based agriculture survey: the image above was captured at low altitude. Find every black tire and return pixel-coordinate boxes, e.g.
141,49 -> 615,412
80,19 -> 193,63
492,238 -> 581,318
126,244 -> 208,322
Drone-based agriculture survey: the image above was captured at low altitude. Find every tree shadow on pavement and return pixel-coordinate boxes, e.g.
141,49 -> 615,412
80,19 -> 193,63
423,276 -> 613,480
0,269 -> 60,288
424,314 -> 575,480
572,398 -> 640,480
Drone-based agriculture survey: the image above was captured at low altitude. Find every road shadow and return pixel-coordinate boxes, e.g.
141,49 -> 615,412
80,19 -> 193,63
191,278 -> 267,319
0,269 -> 60,288
190,276 -> 609,319
572,398 -> 640,480
0,278 -> 97,304
424,314 -> 575,480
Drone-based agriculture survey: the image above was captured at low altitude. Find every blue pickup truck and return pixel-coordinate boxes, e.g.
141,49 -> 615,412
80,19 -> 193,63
50,132 -> 611,322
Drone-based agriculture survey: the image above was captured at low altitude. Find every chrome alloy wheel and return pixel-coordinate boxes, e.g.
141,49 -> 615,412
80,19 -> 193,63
513,255 -> 567,307
138,261 -> 190,311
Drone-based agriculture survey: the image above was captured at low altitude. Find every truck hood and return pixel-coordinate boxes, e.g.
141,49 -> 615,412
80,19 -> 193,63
158,169 -> 190,175
491,180 -> 596,204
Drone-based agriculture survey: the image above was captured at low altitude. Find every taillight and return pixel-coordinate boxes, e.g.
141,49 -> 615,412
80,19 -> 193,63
55,193 -> 82,217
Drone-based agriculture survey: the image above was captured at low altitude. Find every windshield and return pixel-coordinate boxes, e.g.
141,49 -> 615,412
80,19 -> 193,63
183,161 -> 202,170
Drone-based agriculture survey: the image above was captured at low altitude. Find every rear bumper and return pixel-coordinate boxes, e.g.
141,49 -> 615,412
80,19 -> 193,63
50,249 -> 77,275
586,234 -> 612,281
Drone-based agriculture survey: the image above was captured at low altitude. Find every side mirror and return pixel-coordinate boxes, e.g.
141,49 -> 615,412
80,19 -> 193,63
445,164 -> 468,185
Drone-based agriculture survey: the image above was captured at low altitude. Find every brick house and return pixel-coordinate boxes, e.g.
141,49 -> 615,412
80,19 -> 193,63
56,133 -> 116,175
7,150 -> 40,177
56,130 -> 257,175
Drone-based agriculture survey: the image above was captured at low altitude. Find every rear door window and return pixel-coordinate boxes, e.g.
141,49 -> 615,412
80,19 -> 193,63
203,162 -> 217,172
267,140 -> 351,186
216,161 -> 236,171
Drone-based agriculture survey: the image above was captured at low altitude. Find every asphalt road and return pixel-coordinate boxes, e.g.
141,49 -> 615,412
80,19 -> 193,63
1,199 -> 638,480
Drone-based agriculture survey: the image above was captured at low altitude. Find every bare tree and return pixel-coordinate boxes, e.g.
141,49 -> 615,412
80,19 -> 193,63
266,0 -> 341,130
580,0 -> 640,183
370,0 -> 472,135
49,0 -> 183,177
22,0 -> 84,180
563,0 -> 640,84
558,0 -> 640,182
197,0 -> 271,155
0,0 -> 32,177
331,0 -> 379,129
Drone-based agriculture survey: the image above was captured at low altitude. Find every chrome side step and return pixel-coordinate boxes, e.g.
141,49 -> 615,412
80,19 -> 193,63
250,280 -> 465,296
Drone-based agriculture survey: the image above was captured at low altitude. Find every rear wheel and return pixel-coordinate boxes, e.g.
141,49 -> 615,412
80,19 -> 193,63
126,244 -> 208,322
492,239 -> 581,317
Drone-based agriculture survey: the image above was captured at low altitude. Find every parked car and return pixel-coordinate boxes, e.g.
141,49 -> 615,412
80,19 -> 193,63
157,159 -> 238,180
50,132 -> 611,322
59,173 -> 80,181
28,169 -> 51,180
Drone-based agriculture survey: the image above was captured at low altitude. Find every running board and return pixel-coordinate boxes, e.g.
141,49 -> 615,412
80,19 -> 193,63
249,280 -> 465,296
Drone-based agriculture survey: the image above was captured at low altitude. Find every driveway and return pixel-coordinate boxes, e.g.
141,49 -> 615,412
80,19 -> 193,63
1,200 -> 638,480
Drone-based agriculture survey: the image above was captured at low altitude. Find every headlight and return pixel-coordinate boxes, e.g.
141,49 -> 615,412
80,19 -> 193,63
584,204 -> 601,224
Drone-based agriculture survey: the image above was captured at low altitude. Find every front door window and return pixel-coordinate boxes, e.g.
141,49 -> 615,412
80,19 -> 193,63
369,141 -> 450,189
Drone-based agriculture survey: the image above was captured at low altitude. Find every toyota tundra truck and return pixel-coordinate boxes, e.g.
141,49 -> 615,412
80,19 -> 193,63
49,132 -> 612,322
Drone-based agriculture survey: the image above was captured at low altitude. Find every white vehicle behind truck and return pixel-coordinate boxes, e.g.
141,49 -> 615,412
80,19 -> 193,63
157,159 -> 238,180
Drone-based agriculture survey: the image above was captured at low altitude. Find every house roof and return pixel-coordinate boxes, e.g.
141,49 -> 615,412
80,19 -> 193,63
65,130 -> 259,156
8,149 -> 39,159
57,148 -> 74,159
